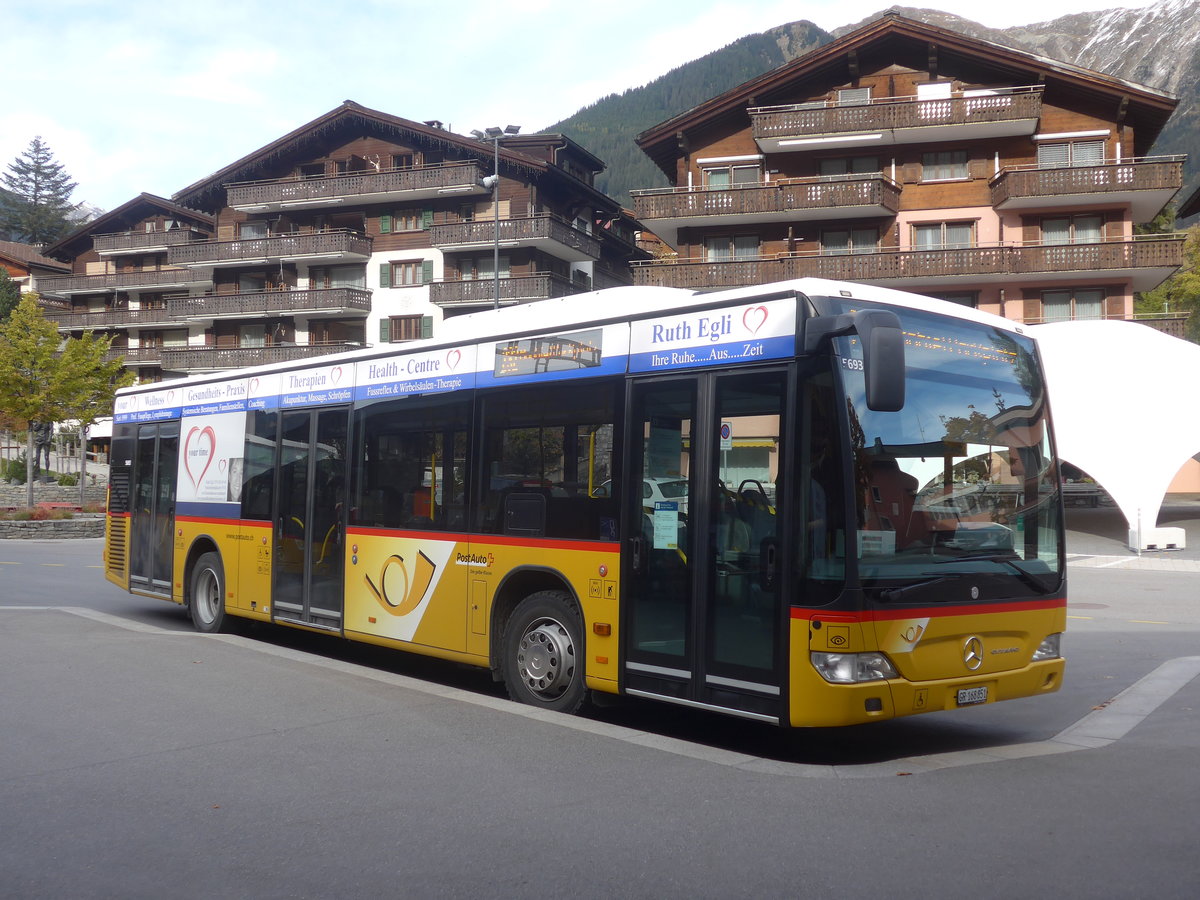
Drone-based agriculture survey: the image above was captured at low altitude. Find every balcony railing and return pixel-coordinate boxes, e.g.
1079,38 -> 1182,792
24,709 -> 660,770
430,272 -> 578,306
106,347 -> 165,365
38,268 -> 212,295
47,306 -> 176,330
92,228 -> 209,254
168,230 -> 372,267
991,156 -> 1184,217
227,162 -> 489,209
161,342 -> 362,371
751,86 -> 1043,150
632,236 -> 1184,290
168,287 -> 372,320
429,215 -> 602,262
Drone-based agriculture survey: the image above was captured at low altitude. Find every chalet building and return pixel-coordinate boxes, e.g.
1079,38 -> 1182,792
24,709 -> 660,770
0,240 -> 70,294
41,101 -> 644,380
630,14 -> 1186,327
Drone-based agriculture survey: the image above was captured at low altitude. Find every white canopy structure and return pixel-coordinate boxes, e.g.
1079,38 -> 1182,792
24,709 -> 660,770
1035,320 -> 1200,550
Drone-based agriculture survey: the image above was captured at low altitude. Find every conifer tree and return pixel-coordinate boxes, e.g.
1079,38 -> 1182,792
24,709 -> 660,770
1,137 -> 79,244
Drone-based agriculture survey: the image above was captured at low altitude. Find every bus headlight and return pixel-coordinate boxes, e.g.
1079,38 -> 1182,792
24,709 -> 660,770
1032,633 -> 1062,661
811,651 -> 897,684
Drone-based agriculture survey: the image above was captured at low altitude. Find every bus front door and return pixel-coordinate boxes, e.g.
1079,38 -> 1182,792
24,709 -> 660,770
272,407 -> 348,631
129,421 -> 179,595
623,370 -> 787,724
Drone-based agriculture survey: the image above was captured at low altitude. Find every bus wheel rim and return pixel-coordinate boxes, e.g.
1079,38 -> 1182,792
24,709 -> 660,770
197,568 -> 218,624
517,619 -> 575,699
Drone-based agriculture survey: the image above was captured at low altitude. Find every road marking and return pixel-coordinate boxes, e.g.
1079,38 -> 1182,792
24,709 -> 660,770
41,563 -> 66,567
3,607 -> 1197,778
1130,619 -> 1171,625
1067,615 -> 1094,620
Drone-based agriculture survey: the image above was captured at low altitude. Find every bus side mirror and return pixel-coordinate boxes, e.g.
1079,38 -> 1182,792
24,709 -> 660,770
804,309 -> 905,412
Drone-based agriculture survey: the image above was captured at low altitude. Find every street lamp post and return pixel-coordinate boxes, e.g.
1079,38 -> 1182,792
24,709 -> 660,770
472,125 -> 520,309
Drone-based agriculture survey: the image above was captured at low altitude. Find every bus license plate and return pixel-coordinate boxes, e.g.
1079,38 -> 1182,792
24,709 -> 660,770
957,686 -> 988,706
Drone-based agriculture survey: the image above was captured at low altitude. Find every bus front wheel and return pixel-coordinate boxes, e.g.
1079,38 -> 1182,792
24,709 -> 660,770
189,552 -> 227,634
502,591 -> 586,713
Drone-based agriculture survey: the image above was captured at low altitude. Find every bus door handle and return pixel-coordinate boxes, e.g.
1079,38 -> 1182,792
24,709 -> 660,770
630,535 -> 645,573
761,538 -> 779,591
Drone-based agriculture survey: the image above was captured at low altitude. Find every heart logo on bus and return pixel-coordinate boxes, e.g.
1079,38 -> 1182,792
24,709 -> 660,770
218,458 -> 227,473
330,366 -> 343,384
446,349 -> 461,370
249,377 -> 259,394
742,306 -> 768,335
184,425 -> 216,489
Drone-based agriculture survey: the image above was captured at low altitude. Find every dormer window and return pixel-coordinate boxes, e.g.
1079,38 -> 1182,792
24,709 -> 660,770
1037,140 -> 1105,168
703,164 -> 760,189
837,88 -> 871,106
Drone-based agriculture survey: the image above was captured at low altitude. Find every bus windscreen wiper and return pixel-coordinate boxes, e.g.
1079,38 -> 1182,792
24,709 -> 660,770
876,576 -> 957,603
933,552 -> 1052,594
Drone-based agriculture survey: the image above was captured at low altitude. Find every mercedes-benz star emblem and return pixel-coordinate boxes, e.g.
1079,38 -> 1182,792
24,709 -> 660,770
963,636 -> 984,671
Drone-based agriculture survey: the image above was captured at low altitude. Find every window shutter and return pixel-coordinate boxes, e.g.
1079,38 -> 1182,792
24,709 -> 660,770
421,316 -> 433,339
421,208 -> 434,229
380,214 -> 392,234
379,319 -> 391,343
379,263 -> 391,288
421,260 -> 433,283
1037,143 -> 1070,168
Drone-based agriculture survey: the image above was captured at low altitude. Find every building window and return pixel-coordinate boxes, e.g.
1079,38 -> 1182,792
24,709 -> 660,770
299,163 -> 325,179
379,260 -> 432,287
379,209 -> 430,233
382,315 -> 432,343
1042,288 -> 1105,322
1042,215 -> 1102,245
818,156 -> 880,176
459,254 -> 510,280
310,265 -> 366,289
703,164 -> 760,189
392,153 -> 414,170
922,150 -> 969,181
837,88 -> 871,105
1037,140 -> 1105,168
821,227 -> 878,255
705,235 -> 759,261
912,222 -> 975,250
239,221 -> 269,239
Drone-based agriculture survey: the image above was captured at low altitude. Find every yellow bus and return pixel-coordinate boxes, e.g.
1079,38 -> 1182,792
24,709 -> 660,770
104,278 -> 1065,727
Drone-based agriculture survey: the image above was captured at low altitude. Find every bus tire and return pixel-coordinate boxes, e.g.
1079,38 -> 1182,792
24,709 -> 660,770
502,590 -> 586,714
189,551 -> 227,634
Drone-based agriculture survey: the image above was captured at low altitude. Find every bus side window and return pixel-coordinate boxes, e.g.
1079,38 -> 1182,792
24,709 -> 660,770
478,380 -> 619,541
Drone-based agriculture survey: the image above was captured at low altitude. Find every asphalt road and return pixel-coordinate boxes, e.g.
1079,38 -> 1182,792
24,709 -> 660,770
1,530 -> 1198,898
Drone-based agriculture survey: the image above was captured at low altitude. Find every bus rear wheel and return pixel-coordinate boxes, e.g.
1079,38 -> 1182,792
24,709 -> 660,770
189,552 -> 227,634
502,591 -> 586,713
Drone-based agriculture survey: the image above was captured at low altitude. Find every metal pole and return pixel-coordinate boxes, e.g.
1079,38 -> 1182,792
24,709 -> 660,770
493,135 -> 500,311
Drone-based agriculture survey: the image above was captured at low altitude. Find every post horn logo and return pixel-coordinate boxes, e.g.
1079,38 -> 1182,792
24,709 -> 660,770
365,551 -> 437,617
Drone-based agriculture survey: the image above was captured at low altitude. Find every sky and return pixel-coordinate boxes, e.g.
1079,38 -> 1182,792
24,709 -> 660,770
3,0 -> 1162,215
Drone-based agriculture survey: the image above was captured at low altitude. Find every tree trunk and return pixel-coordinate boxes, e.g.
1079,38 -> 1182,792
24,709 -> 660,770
79,425 -> 87,508
26,428 -> 35,509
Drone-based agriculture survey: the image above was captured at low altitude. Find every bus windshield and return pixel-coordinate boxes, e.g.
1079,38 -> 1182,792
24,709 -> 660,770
823,298 -> 1063,601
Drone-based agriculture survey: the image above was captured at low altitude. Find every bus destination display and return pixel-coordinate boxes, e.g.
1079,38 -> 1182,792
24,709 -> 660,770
493,328 -> 604,378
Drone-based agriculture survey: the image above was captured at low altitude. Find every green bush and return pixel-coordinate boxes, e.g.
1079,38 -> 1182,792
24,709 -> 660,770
56,472 -> 78,486
4,453 -> 27,484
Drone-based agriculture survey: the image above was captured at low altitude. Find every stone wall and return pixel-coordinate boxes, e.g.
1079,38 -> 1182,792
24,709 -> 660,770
0,482 -> 107,508
0,516 -> 105,539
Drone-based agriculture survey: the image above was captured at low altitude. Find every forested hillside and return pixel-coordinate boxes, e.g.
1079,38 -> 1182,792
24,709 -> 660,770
545,23 -> 830,203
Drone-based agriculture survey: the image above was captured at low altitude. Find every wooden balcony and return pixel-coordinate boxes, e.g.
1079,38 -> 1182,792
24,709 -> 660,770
92,227 -> 209,255
38,268 -> 213,296
161,342 -> 362,372
47,306 -> 177,331
227,162 -> 490,211
632,236 -> 1183,292
430,272 -> 578,307
106,347 -> 165,365
632,175 -> 901,247
168,287 -> 372,321
429,216 -> 602,263
991,157 -> 1184,220
168,230 -> 372,268
751,86 -> 1043,152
